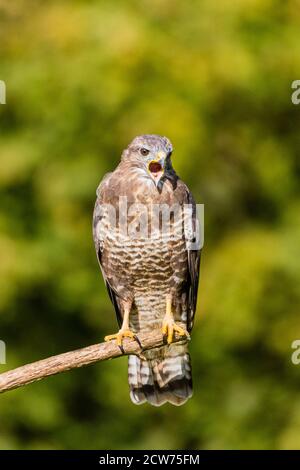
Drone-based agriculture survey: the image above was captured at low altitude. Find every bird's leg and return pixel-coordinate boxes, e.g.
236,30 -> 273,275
104,300 -> 135,347
162,294 -> 188,344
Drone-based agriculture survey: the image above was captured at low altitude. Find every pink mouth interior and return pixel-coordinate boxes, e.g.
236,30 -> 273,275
149,161 -> 162,174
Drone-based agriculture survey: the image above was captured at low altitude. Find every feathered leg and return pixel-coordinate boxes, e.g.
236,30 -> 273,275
105,299 -> 135,346
162,294 -> 188,344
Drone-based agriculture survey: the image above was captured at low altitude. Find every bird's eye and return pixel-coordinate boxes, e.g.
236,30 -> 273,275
140,147 -> 150,156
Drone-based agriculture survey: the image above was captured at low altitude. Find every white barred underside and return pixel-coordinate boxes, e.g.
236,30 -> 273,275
98,204 -> 193,406
98,209 -> 188,331
94,152 -> 199,406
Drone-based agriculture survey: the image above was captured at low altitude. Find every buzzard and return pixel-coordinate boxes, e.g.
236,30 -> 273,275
93,135 -> 201,406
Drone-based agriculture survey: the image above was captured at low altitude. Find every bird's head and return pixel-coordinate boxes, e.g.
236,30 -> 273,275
121,134 -> 176,191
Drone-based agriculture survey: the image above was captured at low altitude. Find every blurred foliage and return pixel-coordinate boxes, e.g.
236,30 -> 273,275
0,0 -> 300,450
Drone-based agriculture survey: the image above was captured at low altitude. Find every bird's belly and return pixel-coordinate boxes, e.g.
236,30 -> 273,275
106,232 -> 173,281
104,230 -> 186,331
132,238 -> 172,325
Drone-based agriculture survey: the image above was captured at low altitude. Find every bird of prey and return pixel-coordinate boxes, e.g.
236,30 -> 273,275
93,135 -> 201,406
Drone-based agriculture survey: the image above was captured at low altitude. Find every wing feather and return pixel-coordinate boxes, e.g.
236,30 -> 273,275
184,190 -> 201,332
93,173 -> 123,328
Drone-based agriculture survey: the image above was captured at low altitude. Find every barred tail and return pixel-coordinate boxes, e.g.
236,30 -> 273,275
128,343 -> 192,407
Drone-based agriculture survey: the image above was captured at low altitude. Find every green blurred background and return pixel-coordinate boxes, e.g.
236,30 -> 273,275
0,0 -> 300,450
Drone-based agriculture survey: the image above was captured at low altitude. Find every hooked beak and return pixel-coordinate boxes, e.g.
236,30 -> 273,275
147,151 -> 166,184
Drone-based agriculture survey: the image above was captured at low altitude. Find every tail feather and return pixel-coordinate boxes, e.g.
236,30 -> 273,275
128,343 -> 192,407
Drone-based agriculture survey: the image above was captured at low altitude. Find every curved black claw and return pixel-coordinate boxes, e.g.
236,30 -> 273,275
134,334 -> 143,350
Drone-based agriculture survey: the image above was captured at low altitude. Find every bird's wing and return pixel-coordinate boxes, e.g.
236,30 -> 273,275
184,188 -> 201,332
93,173 -> 123,327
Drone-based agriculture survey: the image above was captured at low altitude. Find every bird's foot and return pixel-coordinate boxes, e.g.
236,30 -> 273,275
161,317 -> 188,344
104,329 -> 136,347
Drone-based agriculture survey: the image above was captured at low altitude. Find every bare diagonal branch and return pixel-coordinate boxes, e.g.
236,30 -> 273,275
0,327 -> 189,394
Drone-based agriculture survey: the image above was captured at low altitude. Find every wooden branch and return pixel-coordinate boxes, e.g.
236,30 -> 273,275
0,327 -> 189,394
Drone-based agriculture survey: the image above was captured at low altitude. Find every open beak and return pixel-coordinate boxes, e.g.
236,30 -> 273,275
148,151 -> 165,184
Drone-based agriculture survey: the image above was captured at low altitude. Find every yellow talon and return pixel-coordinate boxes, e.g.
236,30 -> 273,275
162,323 -> 168,336
104,329 -> 135,346
161,320 -> 188,344
174,324 -> 187,336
